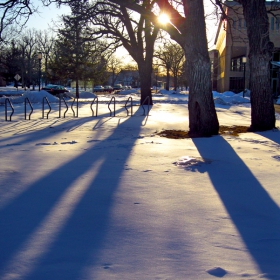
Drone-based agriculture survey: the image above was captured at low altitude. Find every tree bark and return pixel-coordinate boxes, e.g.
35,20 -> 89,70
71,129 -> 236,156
109,0 -> 219,136
182,0 -> 219,137
238,0 -> 275,131
139,63 -> 153,105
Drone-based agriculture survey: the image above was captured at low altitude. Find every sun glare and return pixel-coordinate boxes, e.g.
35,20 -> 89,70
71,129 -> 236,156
158,13 -> 170,24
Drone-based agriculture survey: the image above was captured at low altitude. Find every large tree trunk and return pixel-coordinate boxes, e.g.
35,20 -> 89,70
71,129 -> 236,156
250,54 -> 275,130
139,65 -> 153,105
183,0 -> 219,137
240,0 -> 275,131
138,47 -> 154,105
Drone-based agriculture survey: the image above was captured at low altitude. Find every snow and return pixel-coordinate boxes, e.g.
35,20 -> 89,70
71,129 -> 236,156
0,86 -> 280,279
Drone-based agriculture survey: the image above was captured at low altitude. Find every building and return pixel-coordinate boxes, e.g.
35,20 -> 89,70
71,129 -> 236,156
213,0 -> 280,95
110,70 -> 140,87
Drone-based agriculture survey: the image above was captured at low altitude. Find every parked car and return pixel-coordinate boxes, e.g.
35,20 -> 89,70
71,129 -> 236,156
113,84 -> 123,92
93,85 -> 104,92
103,86 -> 113,93
42,84 -> 69,95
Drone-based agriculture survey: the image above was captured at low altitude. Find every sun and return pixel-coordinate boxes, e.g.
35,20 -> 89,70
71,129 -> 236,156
158,13 -> 170,24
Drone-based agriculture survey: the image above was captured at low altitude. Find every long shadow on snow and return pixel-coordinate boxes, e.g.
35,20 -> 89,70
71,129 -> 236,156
193,136 -> 280,278
0,105 -> 131,147
0,106 -> 149,279
255,130 -> 280,146
0,107 -> 132,196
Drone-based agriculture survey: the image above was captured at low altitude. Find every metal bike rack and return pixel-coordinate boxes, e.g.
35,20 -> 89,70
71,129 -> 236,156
141,96 -> 150,116
90,97 -> 98,117
24,97 -> 34,120
108,96 -> 116,117
3,95 -> 149,121
5,98 -> 14,121
59,97 -> 69,118
42,97 -> 52,119
125,96 -> 133,116
71,98 -> 79,117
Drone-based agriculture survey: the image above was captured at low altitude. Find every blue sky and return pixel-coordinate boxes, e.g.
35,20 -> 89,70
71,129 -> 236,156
26,1 -> 71,31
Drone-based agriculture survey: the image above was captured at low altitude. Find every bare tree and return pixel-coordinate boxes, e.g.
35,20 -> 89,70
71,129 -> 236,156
235,0 -> 276,131
0,1 -> 38,41
155,41 -> 185,91
106,55 -> 123,86
154,44 -> 172,91
215,0 -> 278,131
12,29 -> 39,88
37,30 -> 56,85
85,0 -> 159,105
109,0 -> 219,137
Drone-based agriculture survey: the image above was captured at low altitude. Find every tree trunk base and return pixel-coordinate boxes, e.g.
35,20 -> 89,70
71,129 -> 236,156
248,124 -> 276,132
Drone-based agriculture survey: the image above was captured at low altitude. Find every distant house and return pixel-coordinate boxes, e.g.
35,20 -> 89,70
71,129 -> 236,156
111,70 -> 140,87
213,0 -> 280,95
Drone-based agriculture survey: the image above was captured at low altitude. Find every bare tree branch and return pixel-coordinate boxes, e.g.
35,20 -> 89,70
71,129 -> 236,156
0,0 -> 38,41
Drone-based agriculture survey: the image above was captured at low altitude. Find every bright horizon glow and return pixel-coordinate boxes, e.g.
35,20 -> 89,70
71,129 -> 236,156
158,13 -> 170,24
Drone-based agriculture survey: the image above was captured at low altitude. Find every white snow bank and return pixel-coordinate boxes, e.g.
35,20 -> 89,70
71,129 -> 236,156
68,91 -> 97,99
0,90 -> 59,104
0,86 -> 276,109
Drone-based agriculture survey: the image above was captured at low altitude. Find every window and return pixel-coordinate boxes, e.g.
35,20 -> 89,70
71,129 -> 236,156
271,17 -> 275,31
231,57 -> 245,72
276,17 -> 280,31
230,77 -> 244,93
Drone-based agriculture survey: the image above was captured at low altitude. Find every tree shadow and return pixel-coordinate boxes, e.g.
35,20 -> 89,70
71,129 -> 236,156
255,130 -> 280,146
0,104 -> 134,147
0,106 -> 150,279
192,136 -> 280,278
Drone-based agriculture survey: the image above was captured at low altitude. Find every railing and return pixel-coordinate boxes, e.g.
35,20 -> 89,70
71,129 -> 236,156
42,97 -> 51,119
24,97 -> 33,120
59,97 -> 69,118
108,96 -> 116,117
125,96 -> 133,116
90,97 -> 98,117
141,96 -> 150,116
71,98 -> 79,117
5,98 -> 14,121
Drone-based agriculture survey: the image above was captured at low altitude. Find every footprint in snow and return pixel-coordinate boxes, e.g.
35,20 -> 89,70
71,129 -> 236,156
87,139 -> 101,143
102,263 -> 112,269
174,156 -> 211,168
272,155 -> 280,161
36,142 -> 58,146
206,267 -> 227,277
6,143 -> 21,146
61,141 -> 77,145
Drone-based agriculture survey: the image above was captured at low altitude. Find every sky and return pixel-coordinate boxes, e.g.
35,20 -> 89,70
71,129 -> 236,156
25,1 -> 71,31
25,0 -> 219,55
0,86 -> 280,279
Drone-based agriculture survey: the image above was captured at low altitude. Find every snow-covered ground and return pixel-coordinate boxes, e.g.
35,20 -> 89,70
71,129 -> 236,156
0,86 -> 280,280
